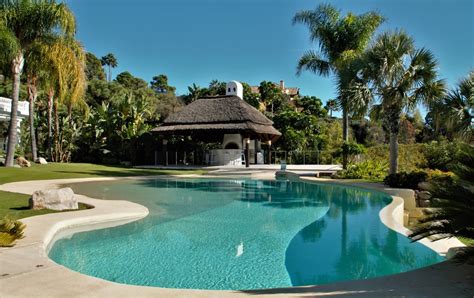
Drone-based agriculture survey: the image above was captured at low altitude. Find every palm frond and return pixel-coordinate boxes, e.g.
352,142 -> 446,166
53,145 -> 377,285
296,50 -> 330,77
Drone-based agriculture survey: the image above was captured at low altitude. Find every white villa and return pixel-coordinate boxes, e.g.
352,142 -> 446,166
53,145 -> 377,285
0,97 -> 29,151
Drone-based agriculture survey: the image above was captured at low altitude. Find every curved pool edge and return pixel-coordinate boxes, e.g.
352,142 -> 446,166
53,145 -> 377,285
296,175 -> 466,257
0,176 -> 472,297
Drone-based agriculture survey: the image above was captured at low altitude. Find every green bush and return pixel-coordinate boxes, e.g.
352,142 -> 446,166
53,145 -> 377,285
422,140 -> 463,171
364,144 -> 426,173
383,171 -> 428,189
334,160 -> 388,181
0,216 -> 26,247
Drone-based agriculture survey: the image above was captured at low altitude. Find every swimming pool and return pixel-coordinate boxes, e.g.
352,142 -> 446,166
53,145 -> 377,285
49,178 -> 443,290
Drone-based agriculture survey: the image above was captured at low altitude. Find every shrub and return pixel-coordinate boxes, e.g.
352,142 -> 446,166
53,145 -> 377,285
364,144 -> 426,173
425,169 -> 456,184
334,160 -> 388,181
422,140 -> 462,171
383,171 -> 428,189
0,216 -> 26,247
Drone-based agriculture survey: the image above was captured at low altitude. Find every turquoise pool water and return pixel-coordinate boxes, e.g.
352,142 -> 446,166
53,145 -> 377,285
49,178 -> 443,290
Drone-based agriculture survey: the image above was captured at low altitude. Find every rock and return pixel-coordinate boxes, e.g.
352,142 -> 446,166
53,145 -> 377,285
35,157 -> 48,165
418,199 -> 431,208
29,188 -> 78,211
418,181 -> 432,191
16,156 -> 31,168
417,190 -> 431,201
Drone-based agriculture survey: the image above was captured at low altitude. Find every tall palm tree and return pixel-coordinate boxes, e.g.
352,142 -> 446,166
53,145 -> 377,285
101,53 -> 117,82
0,0 -> 75,167
325,99 -> 339,118
358,31 -> 445,174
45,38 -> 86,161
293,4 -> 383,168
429,72 -> 473,140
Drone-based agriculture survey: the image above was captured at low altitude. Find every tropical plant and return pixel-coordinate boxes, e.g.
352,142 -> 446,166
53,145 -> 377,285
357,31 -> 445,174
0,0 -> 75,167
334,159 -> 388,181
428,72 -> 473,140
325,99 -> 339,118
100,53 -> 118,82
409,144 -> 474,260
293,3 -> 384,168
0,216 -> 25,247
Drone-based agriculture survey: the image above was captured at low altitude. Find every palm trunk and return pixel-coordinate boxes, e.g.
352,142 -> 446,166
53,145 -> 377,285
47,89 -> 54,161
389,132 -> 399,174
5,53 -> 24,167
27,76 -> 38,161
342,107 -> 349,169
54,97 -> 59,162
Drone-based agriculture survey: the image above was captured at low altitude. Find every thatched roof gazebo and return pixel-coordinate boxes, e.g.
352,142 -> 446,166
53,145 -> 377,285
152,95 -> 281,142
152,81 -> 281,167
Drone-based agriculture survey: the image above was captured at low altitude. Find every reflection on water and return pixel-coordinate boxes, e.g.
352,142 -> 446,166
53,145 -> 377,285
47,178 -> 444,290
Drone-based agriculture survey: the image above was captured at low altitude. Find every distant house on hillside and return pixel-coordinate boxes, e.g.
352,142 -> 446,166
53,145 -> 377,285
250,80 -> 300,101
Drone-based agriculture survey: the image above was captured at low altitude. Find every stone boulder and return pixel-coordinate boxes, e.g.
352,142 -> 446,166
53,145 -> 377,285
417,190 -> 431,201
16,156 -> 31,168
35,157 -> 48,165
29,188 -> 78,211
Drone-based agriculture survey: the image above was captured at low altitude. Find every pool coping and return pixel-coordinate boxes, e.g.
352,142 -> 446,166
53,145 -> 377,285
0,175 -> 472,297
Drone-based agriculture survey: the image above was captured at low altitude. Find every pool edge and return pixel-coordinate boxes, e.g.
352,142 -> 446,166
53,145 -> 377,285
0,175 -> 471,297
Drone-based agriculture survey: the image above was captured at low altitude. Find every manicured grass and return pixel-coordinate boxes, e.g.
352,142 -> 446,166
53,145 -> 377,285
0,162 -> 206,220
0,190 -> 91,220
0,162 -> 207,184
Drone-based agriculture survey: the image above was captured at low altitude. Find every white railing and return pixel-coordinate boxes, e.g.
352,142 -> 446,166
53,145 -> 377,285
0,97 -> 29,117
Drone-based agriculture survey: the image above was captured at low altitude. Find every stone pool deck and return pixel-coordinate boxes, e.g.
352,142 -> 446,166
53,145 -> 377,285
0,175 -> 473,297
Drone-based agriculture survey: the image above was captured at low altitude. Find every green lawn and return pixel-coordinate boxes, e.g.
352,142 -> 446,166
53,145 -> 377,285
0,162 -> 206,184
0,190 -> 91,220
0,162 -> 206,220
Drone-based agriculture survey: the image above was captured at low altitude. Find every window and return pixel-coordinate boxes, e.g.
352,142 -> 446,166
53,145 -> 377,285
233,87 -> 236,92
228,88 -> 231,92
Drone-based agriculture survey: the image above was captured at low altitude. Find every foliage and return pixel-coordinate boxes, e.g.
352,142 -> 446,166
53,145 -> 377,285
297,96 -> 328,117
383,171 -> 428,189
101,53 -> 118,81
150,74 -> 176,94
356,31 -> 445,174
0,216 -> 25,247
334,159 -> 388,181
85,52 -> 106,81
364,144 -> 426,173
426,72 -> 473,141
422,140 -> 463,171
409,145 -> 474,259
259,81 -> 289,114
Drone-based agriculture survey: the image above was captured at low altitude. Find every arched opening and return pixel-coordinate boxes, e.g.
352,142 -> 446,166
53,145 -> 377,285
224,142 -> 239,149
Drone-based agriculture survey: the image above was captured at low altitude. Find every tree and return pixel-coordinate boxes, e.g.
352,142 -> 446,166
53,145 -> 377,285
358,31 -> 445,174
101,53 -> 117,82
428,72 -> 473,141
184,83 -> 204,104
325,99 -> 339,118
409,144 -> 474,260
150,74 -> 176,94
115,71 -> 147,90
259,81 -> 288,115
0,0 -> 76,167
293,4 -> 383,169
297,96 -> 328,117
85,52 -> 106,81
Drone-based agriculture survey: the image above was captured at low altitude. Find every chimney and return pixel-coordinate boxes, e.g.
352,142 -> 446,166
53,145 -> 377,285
280,80 -> 285,90
226,81 -> 244,99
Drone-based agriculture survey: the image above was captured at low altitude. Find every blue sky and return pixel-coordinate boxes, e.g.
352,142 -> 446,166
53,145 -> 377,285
68,0 -> 473,110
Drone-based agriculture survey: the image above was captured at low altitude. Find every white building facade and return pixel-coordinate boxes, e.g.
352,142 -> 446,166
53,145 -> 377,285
0,97 -> 30,151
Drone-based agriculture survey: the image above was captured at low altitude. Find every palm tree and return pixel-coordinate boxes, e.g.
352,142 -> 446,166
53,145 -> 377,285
409,144 -> 473,259
358,31 -> 445,174
325,99 -> 339,118
0,0 -> 75,167
428,72 -> 473,140
293,4 -> 383,169
46,38 -> 86,161
101,53 -> 118,82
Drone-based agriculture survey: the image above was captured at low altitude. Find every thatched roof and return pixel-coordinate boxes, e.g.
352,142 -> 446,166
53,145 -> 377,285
152,95 -> 281,141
